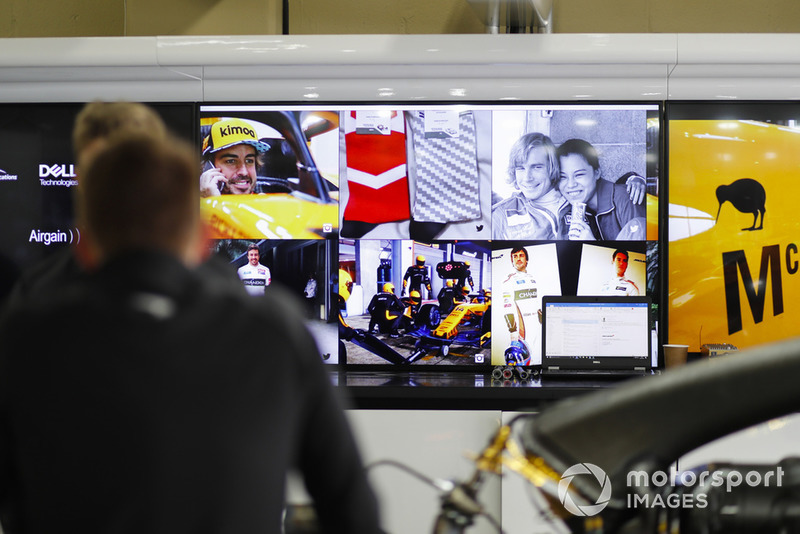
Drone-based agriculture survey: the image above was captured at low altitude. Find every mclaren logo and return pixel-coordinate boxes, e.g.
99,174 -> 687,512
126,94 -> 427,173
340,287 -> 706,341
722,244 -> 788,335
715,178 -> 766,231
717,179 -> 777,335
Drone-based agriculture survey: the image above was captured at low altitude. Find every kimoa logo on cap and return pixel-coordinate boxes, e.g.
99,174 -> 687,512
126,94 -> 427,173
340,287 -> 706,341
217,123 -> 256,140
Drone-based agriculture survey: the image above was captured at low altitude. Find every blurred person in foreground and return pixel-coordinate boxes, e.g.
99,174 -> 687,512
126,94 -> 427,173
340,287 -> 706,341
0,134 -> 382,534
5,101 -> 168,306
5,100 -> 246,311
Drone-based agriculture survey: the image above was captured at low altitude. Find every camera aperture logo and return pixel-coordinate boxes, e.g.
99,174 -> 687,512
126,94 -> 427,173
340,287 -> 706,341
558,463 -> 612,516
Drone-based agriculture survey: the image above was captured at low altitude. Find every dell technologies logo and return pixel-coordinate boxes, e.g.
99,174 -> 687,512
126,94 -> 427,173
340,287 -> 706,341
40,164 -> 76,179
39,164 -> 78,187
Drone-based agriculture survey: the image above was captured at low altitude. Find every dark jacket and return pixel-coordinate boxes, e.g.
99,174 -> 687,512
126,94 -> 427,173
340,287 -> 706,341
0,251 -> 381,534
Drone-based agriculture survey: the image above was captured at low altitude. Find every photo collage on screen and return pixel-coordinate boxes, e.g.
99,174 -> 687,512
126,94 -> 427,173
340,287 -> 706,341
0,102 -> 660,371
337,104 -> 661,369
667,102 -> 800,353
198,105 -> 341,364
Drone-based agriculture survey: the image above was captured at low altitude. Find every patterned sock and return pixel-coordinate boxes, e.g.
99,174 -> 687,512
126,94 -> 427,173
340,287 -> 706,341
406,110 -> 480,223
342,111 -> 410,224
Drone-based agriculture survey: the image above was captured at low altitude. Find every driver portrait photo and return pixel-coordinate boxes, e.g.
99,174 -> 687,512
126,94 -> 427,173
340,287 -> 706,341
491,243 -> 561,367
197,108 -> 340,240
200,118 -> 270,196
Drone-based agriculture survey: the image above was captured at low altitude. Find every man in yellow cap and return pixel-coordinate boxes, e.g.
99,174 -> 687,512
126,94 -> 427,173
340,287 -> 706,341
200,118 -> 271,197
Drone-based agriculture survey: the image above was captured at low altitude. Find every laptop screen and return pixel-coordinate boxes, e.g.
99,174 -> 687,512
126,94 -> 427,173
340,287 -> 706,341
542,296 -> 652,370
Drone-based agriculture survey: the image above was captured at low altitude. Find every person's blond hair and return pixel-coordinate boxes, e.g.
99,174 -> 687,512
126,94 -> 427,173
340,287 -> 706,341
72,101 -> 167,160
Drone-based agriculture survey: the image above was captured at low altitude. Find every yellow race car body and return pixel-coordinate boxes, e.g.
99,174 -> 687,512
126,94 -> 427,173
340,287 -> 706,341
203,194 -> 338,239
433,300 -> 490,341
669,118 -> 797,351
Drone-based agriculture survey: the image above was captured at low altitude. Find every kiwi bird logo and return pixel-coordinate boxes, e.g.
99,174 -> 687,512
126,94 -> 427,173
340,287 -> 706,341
715,178 -> 766,231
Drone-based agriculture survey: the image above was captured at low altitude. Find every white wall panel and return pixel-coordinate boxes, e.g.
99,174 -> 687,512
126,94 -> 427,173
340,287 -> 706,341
667,34 -> 800,99
676,34 -> 800,65
668,77 -> 800,101
186,34 -> 674,102
0,37 -> 158,68
156,34 -> 678,68
202,76 -> 669,102
344,410 -> 503,534
668,64 -> 800,100
680,413 -> 800,467
0,66 -> 203,102
5,34 -> 800,103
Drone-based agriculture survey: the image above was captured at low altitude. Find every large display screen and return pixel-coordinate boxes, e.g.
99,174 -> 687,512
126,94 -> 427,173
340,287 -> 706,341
197,105 -> 341,365
668,102 -> 800,352
0,102 -> 195,301
0,101 -> 661,372
335,103 -> 661,369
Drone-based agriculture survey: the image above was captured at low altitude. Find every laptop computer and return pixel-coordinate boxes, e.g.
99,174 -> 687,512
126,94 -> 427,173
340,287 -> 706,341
540,295 -> 653,380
